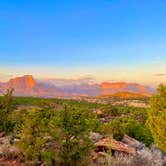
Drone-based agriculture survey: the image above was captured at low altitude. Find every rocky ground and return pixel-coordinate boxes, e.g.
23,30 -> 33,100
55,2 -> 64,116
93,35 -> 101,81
0,132 -> 165,166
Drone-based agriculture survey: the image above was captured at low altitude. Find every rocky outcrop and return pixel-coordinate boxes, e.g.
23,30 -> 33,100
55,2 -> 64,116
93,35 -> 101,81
0,75 -> 66,97
95,137 -> 136,154
101,82 -> 154,96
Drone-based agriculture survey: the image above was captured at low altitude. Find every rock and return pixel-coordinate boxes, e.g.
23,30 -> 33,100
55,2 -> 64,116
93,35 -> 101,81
122,135 -> 145,150
0,158 -> 22,166
0,132 -> 6,138
90,132 -> 102,143
95,137 -> 136,154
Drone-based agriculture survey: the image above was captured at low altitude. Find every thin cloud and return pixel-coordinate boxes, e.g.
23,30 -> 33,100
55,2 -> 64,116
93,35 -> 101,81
0,73 -> 15,81
154,73 -> 166,77
105,80 -> 119,83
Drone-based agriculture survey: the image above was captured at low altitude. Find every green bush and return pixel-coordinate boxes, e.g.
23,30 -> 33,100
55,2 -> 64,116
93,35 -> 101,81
50,105 -> 100,166
125,120 -> 153,146
42,150 -> 55,166
147,84 -> 166,151
0,88 -> 15,133
17,109 -> 50,162
101,119 -> 125,140
101,117 -> 153,146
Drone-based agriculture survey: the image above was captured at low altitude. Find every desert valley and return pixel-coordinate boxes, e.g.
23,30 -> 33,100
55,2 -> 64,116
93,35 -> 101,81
0,75 -> 165,165
0,0 -> 166,165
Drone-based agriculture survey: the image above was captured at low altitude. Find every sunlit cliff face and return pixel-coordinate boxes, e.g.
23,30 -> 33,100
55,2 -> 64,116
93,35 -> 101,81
101,82 -> 151,96
6,75 -> 36,90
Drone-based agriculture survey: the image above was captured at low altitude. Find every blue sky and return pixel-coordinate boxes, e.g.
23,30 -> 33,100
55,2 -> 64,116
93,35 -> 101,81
0,0 -> 166,85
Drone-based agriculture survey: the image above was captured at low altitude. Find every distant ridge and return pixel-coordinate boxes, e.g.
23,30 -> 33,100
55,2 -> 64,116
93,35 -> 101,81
101,82 -> 153,96
0,75 -> 155,97
97,92 -> 149,99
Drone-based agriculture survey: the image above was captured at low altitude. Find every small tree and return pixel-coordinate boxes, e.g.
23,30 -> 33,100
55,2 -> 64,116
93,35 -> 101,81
147,84 -> 166,151
18,109 -> 54,164
51,105 -> 99,166
3,88 -> 14,113
101,118 -> 125,140
0,88 -> 14,132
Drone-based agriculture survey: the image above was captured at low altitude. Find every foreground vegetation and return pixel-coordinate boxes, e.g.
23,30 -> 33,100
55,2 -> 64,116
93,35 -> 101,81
0,85 -> 165,165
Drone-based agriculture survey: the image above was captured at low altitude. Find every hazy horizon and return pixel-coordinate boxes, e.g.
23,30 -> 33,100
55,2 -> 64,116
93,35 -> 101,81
1,0 -> 166,86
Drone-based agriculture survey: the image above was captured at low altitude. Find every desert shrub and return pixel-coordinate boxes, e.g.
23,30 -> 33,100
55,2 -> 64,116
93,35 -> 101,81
101,119 -> 125,140
101,105 -> 120,117
111,153 -> 132,166
111,145 -> 166,166
41,150 -> 55,166
101,117 -> 153,145
131,145 -> 166,166
125,120 -> 153,147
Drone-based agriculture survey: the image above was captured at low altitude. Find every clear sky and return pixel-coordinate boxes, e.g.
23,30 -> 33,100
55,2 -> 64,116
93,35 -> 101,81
0,0 -> 166,86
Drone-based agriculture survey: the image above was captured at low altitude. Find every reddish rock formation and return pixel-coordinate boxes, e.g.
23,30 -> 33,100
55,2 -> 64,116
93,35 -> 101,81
5,75 -> 36,91
0,75 -> 66,97
101,82 -> 153,96
0,75 -> 155,97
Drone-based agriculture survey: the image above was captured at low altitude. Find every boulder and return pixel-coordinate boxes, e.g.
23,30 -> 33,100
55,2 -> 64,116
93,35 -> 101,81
95,137 -> 136,154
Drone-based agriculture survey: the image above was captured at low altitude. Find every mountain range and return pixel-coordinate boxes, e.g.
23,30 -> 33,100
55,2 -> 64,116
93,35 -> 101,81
0,75 -> 155,98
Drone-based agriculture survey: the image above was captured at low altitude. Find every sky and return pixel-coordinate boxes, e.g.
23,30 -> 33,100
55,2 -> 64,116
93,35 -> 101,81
0,0 -> 166,86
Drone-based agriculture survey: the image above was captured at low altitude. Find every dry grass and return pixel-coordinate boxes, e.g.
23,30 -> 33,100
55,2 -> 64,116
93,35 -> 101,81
111,145 -> 166,166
